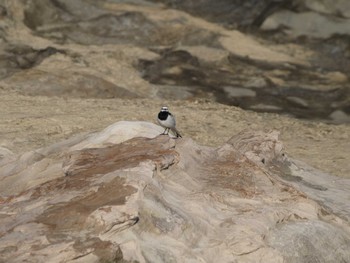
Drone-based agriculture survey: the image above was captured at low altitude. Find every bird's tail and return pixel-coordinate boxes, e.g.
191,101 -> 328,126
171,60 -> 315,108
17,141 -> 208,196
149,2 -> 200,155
171,128 -> 182,138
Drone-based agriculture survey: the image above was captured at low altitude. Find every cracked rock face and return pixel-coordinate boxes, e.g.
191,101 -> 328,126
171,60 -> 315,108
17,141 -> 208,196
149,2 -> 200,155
1,121 -> 350,262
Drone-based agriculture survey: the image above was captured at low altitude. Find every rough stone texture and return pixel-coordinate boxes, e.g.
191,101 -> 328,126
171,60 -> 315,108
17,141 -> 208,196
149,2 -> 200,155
1,0 -> 350,122
304,0 -> 350,18
262,11 -> 350,38
0,1 -> 350,261
0,121 -> 350,262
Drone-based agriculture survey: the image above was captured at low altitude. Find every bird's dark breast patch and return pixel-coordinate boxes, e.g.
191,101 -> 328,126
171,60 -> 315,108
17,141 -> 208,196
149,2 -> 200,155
158,111 -> 169,120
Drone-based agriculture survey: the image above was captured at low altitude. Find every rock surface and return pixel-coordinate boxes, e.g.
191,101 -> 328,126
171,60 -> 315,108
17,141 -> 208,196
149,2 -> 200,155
1,121 -> 350,263
262,10 -> 350,38
0,1 -> 350,261
0,0 -> 350,121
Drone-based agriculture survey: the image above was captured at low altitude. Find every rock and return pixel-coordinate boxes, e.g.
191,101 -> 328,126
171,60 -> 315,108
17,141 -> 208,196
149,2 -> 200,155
155,84 -> 193,100
261,11 -> 350,38
0,4 -> 6,18
244,77 -> 267,88
223,86 -> 256,98
0,121 -> 164,196
70,121 -> 166,150
0,147 -> 14,163
1,121 -> 350,262
266,220 -> 350,263
329,110 -> 350,124
286,96 -> 309,108
249,103 -> 282,111
219,32 -> 304,65
6,69 -> 140,98
323,71 -> 348,83
2,0 -> 350,122
179,46 -> 228,63
304,0 -> 350,19
0,0 -> 348,185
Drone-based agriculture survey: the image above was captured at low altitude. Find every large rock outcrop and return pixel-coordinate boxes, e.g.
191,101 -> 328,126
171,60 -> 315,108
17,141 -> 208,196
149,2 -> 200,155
1,121 -> 349,262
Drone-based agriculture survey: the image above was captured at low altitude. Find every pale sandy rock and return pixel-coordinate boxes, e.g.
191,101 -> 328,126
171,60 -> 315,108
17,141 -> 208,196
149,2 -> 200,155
178,46 -> 228,63
0,8 -> 349,263
264,75 -> 286,86
0,121 -> 350,262
0,147 -> 15,164
219,32 -> 306,65
0,121 -> 166,196
305,0 -> 350,18
262,11 -> 350,38
323,71 -> 348,83
1,48 -> 154,98
70,121 -> 166,151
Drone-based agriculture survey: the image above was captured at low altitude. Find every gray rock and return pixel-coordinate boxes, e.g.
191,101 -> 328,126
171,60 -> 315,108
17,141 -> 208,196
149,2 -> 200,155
266,220 -> 350,263
286,96 -> 309,108
223,86 -> 257,98
156,84 -> 194,100
244,77 -> 267,89
329,110 -> 350,124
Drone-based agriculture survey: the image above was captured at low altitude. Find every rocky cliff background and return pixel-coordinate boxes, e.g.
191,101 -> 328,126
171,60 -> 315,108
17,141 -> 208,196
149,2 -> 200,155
0,1 -> 350,262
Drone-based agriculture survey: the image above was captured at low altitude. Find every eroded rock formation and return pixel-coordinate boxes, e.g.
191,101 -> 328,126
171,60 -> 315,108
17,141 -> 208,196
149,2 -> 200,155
1,121 -> 349,262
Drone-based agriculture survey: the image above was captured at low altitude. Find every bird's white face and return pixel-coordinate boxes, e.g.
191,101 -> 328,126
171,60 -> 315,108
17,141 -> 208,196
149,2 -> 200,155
161,106 -> 169,112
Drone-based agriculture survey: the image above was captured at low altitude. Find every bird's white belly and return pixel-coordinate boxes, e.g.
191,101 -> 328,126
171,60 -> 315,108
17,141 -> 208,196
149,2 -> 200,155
158,117 -> 175,128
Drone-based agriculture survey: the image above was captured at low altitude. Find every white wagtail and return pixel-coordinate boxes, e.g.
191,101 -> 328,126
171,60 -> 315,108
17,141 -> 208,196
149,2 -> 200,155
157,106 -> 182,138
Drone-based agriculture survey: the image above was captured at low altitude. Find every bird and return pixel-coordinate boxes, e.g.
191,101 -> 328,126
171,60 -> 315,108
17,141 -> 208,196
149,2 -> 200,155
157,106 -> 182,138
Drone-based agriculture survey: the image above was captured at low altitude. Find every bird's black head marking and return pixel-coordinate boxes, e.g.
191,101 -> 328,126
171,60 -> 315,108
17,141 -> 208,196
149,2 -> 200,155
158,111 -> 169,120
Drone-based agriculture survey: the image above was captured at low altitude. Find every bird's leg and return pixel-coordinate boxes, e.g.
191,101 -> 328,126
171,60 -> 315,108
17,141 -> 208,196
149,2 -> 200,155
161,128 -> 168,135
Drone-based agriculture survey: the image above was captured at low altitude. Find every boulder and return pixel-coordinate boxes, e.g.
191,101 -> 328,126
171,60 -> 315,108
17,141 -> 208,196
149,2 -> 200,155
1,121 -> 349,262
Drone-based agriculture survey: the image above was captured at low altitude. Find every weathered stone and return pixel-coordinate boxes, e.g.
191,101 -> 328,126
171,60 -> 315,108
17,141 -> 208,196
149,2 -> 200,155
223,86 -> 257,98
304,0 -> 350,18
0,121 -> 349,262
0,1 -> 350,261
329,110 -> 350,124
262,11 -> 350,38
